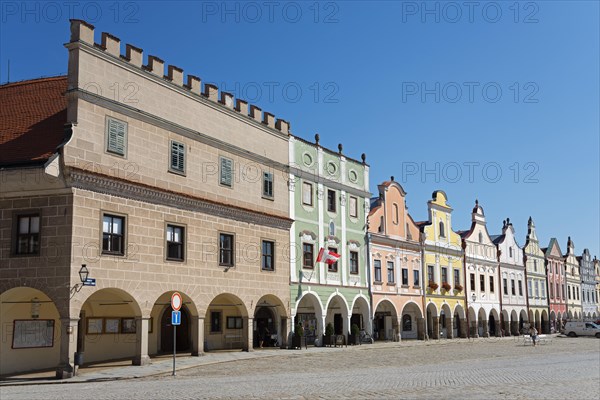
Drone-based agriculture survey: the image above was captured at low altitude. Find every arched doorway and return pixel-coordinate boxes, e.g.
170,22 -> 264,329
326,295 -> 349,340
350,295 -> 370,334
468,307 -> 477,337
0,287 -> 61,375
501,310 -> 510,336
454,304 -> 465,338
534,310 -> 541,333
160,305 -> 190,352
205,293 -> 248,351
253,294 -> 287,349
550,311 -> 556,333
519,309 -> 528,335
489,310 -> 498,337
401,302 -> 423,340
426,303 -> 438,339
374,299 -> 397,341
440,304 -> 452,339
478,308 -> 487,337
294,292 -> 323,346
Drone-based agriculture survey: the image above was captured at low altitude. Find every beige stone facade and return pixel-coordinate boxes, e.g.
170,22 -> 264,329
1,20 -> 292,377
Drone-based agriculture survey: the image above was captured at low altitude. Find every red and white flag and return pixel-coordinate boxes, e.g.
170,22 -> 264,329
317,248 -> 340,265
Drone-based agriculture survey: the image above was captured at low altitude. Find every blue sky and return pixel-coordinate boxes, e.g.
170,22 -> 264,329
1,1 -> 598,256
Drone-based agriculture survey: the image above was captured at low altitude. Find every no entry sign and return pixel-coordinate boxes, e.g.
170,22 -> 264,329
171,292 -> 182,311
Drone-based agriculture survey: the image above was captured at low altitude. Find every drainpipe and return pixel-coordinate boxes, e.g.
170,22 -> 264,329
497,249 -> 503,337
420,233 -> 428,340
462,238 -> 469,338
523,253 -> 530,325
366,228 -> 373,335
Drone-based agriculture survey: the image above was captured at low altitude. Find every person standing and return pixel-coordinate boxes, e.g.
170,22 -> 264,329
529,326 -> 538,347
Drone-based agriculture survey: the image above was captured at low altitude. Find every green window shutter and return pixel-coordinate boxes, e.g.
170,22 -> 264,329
107,118 -> 126,155
171,141 -> 185,172
220,157 -> 232,186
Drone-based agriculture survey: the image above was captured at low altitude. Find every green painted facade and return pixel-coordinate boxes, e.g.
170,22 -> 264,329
289,136 -> 371,344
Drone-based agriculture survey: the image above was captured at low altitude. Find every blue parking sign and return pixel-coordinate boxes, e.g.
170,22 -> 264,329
171,311 -> 181,325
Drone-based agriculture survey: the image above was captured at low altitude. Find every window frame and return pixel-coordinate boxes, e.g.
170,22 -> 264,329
349,251 -> 359,274
302,182 -> 313,206
261,240 -> 275,271
262,171 -> 274,199
219,156 -> 233,188
13,211 -> 41,256
219,232 -> 235,267
374,260 -> 382,283
105,116 -> 128,157
453,269 -> 460,286
165,223 -> 185,262
302,243 -> 314,269
413,270 -> 420,287
427,265 -> 434,283
489,276 -> 494,293
327,189 -> 336,213
349,196 -> 358,218
401,268 -> 408,286
101,213 -> 126,256
169,140 -> 186,174
327,247 -> 338,273
210,311 -> 222,333
480,275 -> 485,292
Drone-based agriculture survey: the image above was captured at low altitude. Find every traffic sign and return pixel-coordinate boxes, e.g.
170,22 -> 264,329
171,311 -> 181,326
171,292 -> 182,311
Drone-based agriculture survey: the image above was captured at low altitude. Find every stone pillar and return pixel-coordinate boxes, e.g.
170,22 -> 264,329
319,316 -> 326,346
417,317 -> 425,340
279,317 -> 288,349
243,317 -> 253,352
396,317 -> 402,341
133,317 -> 151,365
431,317 -> 440,339
56,317 -> 79,379
511,321 -> 519,336
460,319 -> 468,338
446,317 -> 454,339
482,320 -> 489,338
191,316 -> 205,356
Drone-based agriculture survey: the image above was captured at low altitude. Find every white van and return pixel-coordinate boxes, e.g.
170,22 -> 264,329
562,322 -> 600,338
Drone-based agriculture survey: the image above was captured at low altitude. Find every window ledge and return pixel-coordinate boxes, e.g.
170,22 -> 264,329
401,284 -> 410,288
168,168 -> 186,177
386,282 -> 396,286
262,195 -> 274,201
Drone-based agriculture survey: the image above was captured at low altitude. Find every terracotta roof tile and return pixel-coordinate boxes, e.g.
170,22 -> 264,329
0,76 -> 68,166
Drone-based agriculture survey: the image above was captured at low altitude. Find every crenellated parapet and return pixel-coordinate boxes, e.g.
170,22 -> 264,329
69,19 -> 290,135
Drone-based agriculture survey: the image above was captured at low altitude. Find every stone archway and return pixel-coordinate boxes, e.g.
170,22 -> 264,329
374,299 -> 398,341
478,308 -> 487,337
518,309 -> 528,335
426,302 -> 438,339
401,302 -> 423,340
440,304 -> 452,339
253,294 -> 287,349
205,293 -> 248,351
453,304 -> 466,338
489,309 -> 499,337
325,295 -> 349,341
78,288 -> 142,365
150,291 -> 199,356
350,295 -> 371,334
468,306 -> 478,337
500,309 -> 510,336
294,292 -> 323,346
0,287 -> 61,375
510,310 -> 518,336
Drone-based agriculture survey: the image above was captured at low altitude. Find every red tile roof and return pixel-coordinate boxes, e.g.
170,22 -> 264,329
0,76 -> 68,167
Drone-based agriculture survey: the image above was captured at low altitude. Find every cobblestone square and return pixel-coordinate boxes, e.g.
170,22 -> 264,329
2,337 -> 599,399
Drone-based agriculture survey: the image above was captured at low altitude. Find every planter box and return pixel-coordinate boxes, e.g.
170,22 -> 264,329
348,334 -> 360,345
290,336 -> 306,350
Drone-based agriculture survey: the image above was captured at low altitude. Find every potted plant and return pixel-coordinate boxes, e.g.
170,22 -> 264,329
454,284 -> 463,292
323,322 -> 335,346
441,281 -> 452,292
428,281 -> 439,291
291,323 -> 305,349
349,323 -> 361,345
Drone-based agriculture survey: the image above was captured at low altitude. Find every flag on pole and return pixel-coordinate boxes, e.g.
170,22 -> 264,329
317,247 -> 341,265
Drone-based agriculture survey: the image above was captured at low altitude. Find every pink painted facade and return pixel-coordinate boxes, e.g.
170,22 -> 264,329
368,179 -> 424,340
544,238 -> 567,331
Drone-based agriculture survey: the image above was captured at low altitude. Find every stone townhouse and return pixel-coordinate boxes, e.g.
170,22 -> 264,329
595,257 -> 600,318
543,238 -> 567,332
288,135 -> 370,345
459,200 -> 501,338
1,19 -> 294,377
417,191 -> 467,340
368,178 -> 424,341
564,238 -> 582,321
523,217 -> 550,333
492,219 -> 528,336
578,249 -> 596,321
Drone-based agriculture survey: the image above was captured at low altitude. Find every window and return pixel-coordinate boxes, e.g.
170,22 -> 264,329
220,157 -> 233,187
511,279 -> 516,295
528,280 -> 533,296
378,216 -> 384,233
534,281 -> 538,297
503,278 -> 508,295
387,261 -> 395,283
562,284 -> 565,299
374,260 -> 382,282
518,280 -> 523,296
302,182 -> 313,206
441,267 -> 448,284
427,265 -> 434,283
302,243 -> 314,268
349,251 -> 359,274
349,196 -> 358,218
106,117 -> 127,156
453,269 -> 460,286
533,259 -> 537,272
393,203 -> 399,224
402,315 -> 412,331
263,172 -> 273,198
166,224 -> 184,261
480,275 -> 485,291
470,273 -> 475,291
439,221 -> 445,238
327,189 -> 336,212
210,311 -> 222,332
261,240 -> 274,271
478,232 -> 483,243
15,214 -> 40,255
541,282 -> 545,298
170,140 -> 185,173
329,221 -> 335,236
413,270 -> 420,287
226,316 -> 243,329
402,268 -> 408,285
509,247 -> 513,257
489,276 -> 494,293
102,214 -> 124,255
328,247 -> 338,272
219,233 -> 234,266
550,282 -> 554,298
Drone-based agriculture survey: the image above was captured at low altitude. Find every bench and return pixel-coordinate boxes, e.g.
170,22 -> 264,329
523,334 -> 550,345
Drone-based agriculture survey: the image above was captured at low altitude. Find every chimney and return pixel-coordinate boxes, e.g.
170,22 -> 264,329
101,32 -> 120,57
125,44 -> 143,67
146,55 -> 165,77
70,19 -> 94,44
167,65 -> 184,86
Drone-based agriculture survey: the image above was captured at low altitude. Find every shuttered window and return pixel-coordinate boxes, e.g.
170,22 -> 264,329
220,157 -> 233,187
263,172 -> 273,198
106,117 -> 127,155
170,141 -> 185,173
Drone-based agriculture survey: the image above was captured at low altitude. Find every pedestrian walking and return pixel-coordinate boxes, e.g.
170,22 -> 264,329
529,326 -> 538,347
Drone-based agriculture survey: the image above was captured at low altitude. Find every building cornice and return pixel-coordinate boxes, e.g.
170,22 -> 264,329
289,166 -> 371,198
66,168 -> 292,230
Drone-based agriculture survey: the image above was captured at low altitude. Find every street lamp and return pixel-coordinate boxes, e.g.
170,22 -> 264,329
79,264 -> 89,283
70,264 -> 93,298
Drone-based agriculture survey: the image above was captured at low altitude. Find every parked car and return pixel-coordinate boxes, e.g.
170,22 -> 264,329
562,322 -> 600,338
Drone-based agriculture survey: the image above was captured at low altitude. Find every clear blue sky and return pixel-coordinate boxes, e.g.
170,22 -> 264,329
1,1 -> 598,256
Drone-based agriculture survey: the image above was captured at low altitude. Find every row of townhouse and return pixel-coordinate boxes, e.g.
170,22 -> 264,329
1,20 -> 599,378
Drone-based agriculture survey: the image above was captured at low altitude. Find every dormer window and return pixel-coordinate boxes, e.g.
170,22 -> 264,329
439,221 -> 445,238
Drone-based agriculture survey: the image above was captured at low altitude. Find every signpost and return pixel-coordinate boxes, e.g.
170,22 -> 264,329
171,292 -> 182,376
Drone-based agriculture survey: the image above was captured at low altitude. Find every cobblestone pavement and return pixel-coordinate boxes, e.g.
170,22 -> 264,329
2,336 -> 599,399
